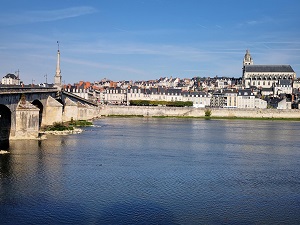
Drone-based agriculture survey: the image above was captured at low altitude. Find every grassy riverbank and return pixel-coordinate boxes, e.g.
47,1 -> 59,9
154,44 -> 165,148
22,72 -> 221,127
42,120 -> 93,131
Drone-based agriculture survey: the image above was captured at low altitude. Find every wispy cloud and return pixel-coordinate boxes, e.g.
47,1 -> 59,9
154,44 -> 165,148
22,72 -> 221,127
0,6 -> 97,26
237,16 -> 273,28
63,56 -> 148,75
197,24 -> 207,29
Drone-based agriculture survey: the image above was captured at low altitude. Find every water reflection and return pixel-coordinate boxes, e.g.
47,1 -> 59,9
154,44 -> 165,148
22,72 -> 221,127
0,139 -> 9,150
0,152 -> 11,178
1,118 -> 300,224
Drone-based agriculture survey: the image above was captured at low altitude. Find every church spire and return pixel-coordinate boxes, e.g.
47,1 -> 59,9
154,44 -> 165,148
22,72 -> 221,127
54,41 -> 62,89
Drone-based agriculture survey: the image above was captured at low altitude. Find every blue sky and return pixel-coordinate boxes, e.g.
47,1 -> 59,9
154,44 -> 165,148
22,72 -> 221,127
1,0 -> 300,85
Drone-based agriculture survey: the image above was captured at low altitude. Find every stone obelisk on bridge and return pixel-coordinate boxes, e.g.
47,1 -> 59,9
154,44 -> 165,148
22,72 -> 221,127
54,41 -> 62,89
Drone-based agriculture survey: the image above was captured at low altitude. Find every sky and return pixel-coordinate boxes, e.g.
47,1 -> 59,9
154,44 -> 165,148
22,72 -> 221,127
0,0 -> 300,85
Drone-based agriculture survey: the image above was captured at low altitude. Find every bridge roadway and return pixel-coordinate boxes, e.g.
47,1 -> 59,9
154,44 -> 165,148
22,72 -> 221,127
0,86 -> 99,149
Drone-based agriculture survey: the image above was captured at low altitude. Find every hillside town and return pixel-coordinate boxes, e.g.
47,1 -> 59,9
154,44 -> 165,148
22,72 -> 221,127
2,50 -> 300,109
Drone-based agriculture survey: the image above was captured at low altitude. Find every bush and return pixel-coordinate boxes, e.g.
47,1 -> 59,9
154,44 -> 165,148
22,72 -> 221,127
204,108 -> 212,117
42,120 -> 92,131
45,122 -> 73,131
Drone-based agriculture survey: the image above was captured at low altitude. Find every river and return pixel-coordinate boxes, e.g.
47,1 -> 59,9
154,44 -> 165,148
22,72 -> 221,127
1,118 -> 300,224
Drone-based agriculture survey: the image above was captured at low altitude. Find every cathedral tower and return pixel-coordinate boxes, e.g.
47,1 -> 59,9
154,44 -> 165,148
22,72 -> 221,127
243,49 -> 253,66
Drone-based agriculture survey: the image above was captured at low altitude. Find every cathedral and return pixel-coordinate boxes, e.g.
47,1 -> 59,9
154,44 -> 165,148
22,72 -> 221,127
242,50 -> 296,89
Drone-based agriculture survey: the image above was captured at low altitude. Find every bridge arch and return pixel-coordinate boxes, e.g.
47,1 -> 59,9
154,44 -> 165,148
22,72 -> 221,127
0,104 -> 11,149
31,99 -> 43,128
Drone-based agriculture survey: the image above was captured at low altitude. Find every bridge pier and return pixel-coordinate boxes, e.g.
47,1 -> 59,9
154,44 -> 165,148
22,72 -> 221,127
42,96 -> 63,126
12,97 -> 40,140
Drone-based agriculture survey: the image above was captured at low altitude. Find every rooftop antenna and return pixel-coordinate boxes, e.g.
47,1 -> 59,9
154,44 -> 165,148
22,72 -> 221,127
57,41 -> 60,51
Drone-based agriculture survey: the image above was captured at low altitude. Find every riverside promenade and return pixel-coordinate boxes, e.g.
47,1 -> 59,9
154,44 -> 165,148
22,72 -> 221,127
100,105 -> 300,119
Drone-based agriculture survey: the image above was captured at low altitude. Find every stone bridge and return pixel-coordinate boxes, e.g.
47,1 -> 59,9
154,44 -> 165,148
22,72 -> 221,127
0,87 -> 100,149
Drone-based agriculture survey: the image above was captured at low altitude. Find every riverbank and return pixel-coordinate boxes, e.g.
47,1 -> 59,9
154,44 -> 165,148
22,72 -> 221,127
41,120 -> 92,136
100,105 -> 300,120
43,128 -> 83,135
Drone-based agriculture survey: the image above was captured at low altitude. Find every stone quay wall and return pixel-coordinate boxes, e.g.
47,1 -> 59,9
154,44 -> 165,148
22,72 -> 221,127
100,105 -> 300,119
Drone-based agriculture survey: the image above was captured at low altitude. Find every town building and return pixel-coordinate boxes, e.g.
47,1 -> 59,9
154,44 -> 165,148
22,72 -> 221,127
1,73 -> 21,85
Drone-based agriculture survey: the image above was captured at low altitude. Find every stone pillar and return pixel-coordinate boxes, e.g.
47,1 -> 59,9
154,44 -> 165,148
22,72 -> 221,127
62,97 -> 78,122
42,96 -> 63,126
12,98 -> 40,139
77,102 -> 88,120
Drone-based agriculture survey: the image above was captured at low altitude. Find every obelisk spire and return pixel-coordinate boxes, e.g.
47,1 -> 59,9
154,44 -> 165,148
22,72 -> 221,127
54,41 -> 62,89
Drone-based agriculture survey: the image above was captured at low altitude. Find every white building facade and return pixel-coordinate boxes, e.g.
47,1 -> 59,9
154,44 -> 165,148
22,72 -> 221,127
1,73 -> 20,85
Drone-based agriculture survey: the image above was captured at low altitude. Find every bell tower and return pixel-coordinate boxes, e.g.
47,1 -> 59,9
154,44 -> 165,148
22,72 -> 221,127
243,49 -> 253,66
54,41 -> 62,89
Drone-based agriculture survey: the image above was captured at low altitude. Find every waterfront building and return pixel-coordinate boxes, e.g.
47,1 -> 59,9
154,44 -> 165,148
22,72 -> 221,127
210,92 -> 225,108
237,89 -> 267,109
254,98 -> 268,109
242,50 -> 296,89
126,86 -> 210,107
266,97 -> 292,109
1,73 -> 21,85
104,87 -> 127,104
182,91 -> 210,107
237,89 -> 255,108
223,90 -> 238,108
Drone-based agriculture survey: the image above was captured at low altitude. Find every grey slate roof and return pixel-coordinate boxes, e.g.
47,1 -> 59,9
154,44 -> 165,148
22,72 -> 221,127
3,73 -> 19,79
167,89 -> 181,95
238,89 -> 254,96
244,65 -> 294,73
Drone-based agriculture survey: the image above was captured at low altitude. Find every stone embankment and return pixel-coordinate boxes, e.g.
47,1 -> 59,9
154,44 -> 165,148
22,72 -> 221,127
100,105 -> 300,119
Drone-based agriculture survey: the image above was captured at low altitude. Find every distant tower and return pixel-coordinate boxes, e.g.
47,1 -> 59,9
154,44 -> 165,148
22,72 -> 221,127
243,49 -> 253,66
54,41 -> 62,89
242,49 -> 254,88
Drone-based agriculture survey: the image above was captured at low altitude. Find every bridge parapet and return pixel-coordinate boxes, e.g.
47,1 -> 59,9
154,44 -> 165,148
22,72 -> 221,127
61,90 -> 98,106
0,87 -> 58,94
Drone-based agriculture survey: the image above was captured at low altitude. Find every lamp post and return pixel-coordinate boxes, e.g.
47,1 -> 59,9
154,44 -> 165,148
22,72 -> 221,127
44,74 -> 47,85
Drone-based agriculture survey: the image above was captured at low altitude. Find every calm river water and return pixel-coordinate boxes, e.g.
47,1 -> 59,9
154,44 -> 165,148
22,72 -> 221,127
1,118 -> 300,224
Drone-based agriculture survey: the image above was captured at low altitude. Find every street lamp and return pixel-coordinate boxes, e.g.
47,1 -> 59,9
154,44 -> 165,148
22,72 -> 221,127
44,74 -> 47,86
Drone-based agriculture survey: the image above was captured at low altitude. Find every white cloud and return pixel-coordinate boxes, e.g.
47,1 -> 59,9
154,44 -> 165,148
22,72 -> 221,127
0,6 -> 97,26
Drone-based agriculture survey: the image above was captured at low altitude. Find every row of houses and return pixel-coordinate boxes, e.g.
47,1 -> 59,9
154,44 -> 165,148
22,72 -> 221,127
64,84 -> 295,109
